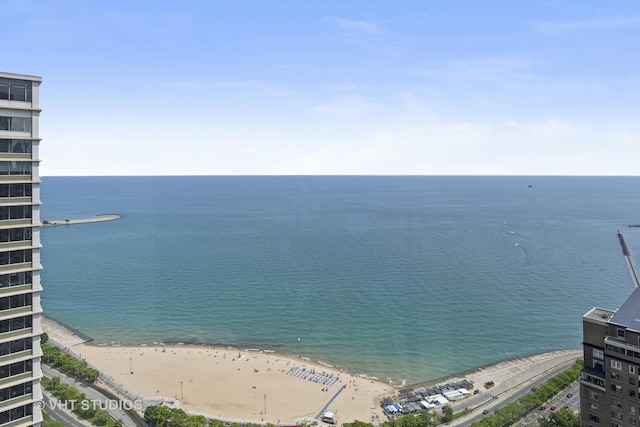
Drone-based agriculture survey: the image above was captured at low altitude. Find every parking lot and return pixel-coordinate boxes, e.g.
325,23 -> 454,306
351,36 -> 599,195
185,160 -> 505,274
512,381 -> 580,426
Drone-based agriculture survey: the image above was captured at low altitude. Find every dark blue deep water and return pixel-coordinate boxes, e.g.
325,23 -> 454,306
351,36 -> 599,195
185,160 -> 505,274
39,176 -> 640,384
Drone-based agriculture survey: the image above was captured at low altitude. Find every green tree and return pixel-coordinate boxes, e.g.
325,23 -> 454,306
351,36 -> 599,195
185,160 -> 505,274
144,405 -> 172,426
441,405 -> 453,423
186,415 -> 208,427
538,408 -> 580,427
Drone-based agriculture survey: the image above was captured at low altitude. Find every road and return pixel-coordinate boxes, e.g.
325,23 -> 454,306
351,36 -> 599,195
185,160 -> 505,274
42,365 -> 141,427
42,393 -> 90,427
444,356 -> 579,426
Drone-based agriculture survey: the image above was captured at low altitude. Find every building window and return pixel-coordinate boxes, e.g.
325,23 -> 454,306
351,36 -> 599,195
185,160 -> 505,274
612,360 -> 623,370
0,402 -> 32,423
0,117 -> 32,132
0,184 -> 32,198
0,293 -> 32,311
0,381 -> 32,402
631,405 -> 636,414
0,249 -> 32,266
588,413 -> 600,422
0,161 -> 31,175
593,348 -> 604,359
0,227 -> 31,243
0,139 -> 32,154
612,372 -> 622,381
613,400 -> 623,408
618,328 -> 627,339
590,390 -> 601,400
594,360 -> 605,371
0,337 -> 33,356
0,359 -> 32,379
0,205 -> 32,221
590,402 -> 600,410
0,315 -> 32,333
632,377 -> 637,386
0,271 -> 32,289
0,78 -> 32,102
612,384 -> 622,393
632,366 -> 637,375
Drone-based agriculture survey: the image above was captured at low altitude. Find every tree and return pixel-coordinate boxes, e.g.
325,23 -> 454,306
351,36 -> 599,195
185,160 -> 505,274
144,405 -> 172,426
186,415 -> 208,427
441,405 -> 453,423
538,408 -> 580,427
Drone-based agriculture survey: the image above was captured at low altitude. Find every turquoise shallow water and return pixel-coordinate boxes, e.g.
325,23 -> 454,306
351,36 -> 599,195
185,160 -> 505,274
39,176 -> 640,384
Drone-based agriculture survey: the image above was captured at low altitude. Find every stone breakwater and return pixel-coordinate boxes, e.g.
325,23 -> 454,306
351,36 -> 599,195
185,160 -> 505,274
42,214 -> 123,227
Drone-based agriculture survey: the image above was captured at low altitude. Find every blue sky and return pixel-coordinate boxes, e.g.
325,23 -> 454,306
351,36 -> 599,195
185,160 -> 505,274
3,0 -> 639,175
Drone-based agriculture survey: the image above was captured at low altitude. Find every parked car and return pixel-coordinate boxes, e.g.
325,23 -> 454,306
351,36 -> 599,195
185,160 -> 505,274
540,405 -> 546,410
550,405 -> 557,410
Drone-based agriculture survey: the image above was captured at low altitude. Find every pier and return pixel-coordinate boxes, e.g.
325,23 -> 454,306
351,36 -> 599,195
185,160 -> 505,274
42,214 -> 123,227
617,230 -> 639,289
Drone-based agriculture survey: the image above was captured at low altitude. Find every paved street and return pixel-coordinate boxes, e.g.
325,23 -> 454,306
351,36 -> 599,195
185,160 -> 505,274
42,365 -> 141,427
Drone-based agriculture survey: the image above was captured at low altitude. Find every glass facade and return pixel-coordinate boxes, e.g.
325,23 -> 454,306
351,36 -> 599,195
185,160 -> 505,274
0,72 -> 42,426
0,184 -> 32,198
0,293 -> 32,311
0,117 -> 32,133
0,162 -> 31,175
0,271 -> 32,289
0,140 -> 32,154
0,403 -> 32,424
0,249 -> 32,266
0,360 -> 32,380
0,228 -> 31,243
0,78 -> 32,102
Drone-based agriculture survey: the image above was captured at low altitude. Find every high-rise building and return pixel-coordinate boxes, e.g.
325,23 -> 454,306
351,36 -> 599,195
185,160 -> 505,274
581,283 -> 640,426
0,72 -> 44,426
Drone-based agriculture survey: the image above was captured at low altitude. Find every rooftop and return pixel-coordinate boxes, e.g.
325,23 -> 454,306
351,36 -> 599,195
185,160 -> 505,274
0,71 -> 42,82
584,307 -> 616,324
610,286 -> 640,332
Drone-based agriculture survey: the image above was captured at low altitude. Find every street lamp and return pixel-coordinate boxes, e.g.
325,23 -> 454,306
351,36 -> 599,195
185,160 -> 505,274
130,357 -> 133,374
181,381 -> 183,400
264,394 -> 267,414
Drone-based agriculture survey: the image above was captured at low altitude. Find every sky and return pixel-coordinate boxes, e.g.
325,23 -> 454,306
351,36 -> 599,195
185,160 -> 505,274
2,0 -> 639,176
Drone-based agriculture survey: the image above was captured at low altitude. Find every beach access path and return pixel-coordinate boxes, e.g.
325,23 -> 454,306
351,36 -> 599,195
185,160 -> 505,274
41,316 -> 582,426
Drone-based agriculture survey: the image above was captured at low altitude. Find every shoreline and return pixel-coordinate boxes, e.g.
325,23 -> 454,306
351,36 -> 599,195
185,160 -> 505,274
41,316 -> 582,424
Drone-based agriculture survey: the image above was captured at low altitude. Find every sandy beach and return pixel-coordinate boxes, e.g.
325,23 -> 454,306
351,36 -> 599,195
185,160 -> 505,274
42,317 -> 394,424
41,316 -> 581,425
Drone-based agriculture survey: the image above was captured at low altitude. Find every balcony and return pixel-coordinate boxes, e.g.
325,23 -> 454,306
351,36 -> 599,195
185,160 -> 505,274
581,368 -> 606,391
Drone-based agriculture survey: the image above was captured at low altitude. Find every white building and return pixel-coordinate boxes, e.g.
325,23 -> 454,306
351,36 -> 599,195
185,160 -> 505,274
0,72 -> 44,426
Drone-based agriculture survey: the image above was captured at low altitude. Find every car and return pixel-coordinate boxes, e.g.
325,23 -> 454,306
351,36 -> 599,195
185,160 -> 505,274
540,405 -> 546,410
566,393 -> 573,398
482,409 -> 489,415
550,405 -> 557,410
564,404 -> 569,409
474,389 -> 480,395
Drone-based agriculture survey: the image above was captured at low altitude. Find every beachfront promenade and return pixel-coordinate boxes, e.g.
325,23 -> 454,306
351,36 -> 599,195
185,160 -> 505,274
41,317 -> 581,426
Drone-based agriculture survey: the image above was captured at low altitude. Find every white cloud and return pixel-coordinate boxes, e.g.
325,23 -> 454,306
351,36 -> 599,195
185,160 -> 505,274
308,95 -> 385,119
323,17 -> 385,34
532,14 -> 640,35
